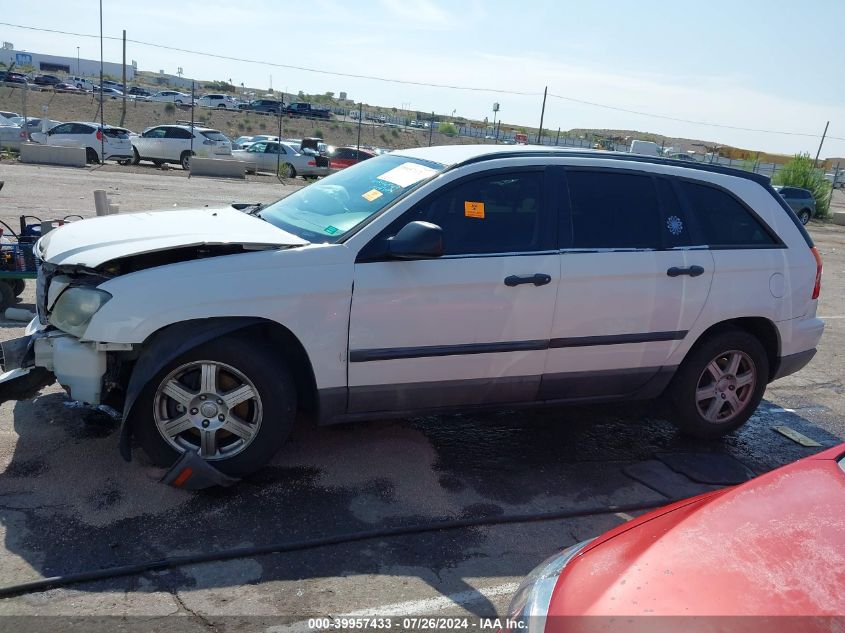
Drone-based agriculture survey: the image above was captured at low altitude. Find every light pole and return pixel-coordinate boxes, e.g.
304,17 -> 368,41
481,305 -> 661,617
76,47 -> 80,75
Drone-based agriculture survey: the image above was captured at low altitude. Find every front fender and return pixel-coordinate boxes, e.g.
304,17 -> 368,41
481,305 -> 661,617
118,316 -> 265,460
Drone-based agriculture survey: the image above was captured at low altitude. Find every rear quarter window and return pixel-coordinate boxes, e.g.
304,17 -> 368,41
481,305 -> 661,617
680,181 -> 777,247
200,131 -> 228,142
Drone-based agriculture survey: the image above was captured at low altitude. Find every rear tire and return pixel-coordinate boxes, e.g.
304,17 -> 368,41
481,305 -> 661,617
131,336 -> 297,477
85,147 -> 100,164
152,159 -> 165,167
279,162 -> 297,178
668,326 -> 768,439
799,209 -> 812,225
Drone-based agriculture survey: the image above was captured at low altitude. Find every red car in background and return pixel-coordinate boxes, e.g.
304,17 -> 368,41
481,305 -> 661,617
506,444 -> 845,630
328,147 -> 375,170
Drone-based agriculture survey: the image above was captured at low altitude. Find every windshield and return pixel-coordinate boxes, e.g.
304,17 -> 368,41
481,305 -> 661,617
260,154 -> 443,242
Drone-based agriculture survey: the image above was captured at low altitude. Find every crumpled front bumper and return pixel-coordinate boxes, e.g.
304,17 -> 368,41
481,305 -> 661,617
0,322 -> 55,400
0,321 -> 107,404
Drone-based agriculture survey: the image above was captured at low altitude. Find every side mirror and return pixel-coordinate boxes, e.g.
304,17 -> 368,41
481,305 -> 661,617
387,221 -> 443,259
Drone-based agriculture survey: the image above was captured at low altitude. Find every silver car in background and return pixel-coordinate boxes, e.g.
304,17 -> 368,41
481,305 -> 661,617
230,140 -> 330,178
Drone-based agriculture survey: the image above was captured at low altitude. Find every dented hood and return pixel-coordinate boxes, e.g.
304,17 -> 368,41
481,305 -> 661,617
37,206 -> 307,267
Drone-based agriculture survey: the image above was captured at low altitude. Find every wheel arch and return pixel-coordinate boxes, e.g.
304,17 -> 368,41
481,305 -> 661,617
685,317 -> 780,381
118,316 -> 318,460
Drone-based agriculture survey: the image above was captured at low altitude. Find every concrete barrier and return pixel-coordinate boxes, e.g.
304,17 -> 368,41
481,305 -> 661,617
19,143 -> 86,167
189,157 -> 246,179
832,211 -> 845,226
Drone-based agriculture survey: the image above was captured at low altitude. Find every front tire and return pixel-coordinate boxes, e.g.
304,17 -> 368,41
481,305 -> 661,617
668,326 -> 768,439
132,148 -> 141,165
131,336 -> 297,477
180,151 -> 193,170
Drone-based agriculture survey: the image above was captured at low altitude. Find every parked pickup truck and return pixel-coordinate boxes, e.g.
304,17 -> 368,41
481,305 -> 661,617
285,102 -> 332,119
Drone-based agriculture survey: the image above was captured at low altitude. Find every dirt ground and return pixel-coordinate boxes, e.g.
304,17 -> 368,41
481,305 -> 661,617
0,164 -> 841,629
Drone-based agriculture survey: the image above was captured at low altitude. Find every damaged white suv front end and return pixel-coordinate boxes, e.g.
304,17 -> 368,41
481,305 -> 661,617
0,205 -> 310,408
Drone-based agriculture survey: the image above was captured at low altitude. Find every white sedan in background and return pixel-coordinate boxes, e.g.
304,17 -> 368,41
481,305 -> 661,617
230,140 -> 330,177
0,116 -> 26,149
150,90 -> 193,105
197,94 -> 239,109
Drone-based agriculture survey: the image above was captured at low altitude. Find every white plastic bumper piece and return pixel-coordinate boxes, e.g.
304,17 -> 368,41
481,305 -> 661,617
34,334 -> 107,404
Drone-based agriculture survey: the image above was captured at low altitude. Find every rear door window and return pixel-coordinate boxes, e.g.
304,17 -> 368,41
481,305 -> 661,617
49,123 -> 74,135
566,170 -> 661,250
680,181 -> 777,247
166,127 -> 192,139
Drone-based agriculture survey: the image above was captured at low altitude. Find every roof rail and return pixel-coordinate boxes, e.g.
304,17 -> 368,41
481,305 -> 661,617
453,149 -> 773,185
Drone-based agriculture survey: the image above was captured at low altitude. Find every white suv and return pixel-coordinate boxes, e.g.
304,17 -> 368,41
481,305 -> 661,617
197,94 -> 239,109
0,146 -> 824,477
131,125 -> 232,169
29,121 -> 133,163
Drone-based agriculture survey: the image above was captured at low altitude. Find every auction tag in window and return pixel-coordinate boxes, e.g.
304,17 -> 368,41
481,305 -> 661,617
362,188 -> 383,202
464,201 -> 485,218
377,162 -> 438,188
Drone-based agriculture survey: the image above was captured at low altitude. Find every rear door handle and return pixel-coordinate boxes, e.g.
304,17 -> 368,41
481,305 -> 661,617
504,274 -> 552,287
667,265 -> 705,278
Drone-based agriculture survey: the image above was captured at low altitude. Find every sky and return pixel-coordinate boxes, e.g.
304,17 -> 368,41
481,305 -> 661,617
2,0 -> 844,157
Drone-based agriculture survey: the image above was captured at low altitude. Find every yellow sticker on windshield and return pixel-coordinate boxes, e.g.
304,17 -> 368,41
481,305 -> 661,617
465,201 -> 485,218
362,189 -> 383,202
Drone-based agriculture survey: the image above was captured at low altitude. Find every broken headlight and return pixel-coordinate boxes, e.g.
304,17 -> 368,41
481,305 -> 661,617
49,287 -> 112,337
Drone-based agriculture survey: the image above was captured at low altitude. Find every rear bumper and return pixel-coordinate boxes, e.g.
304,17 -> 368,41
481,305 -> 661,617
772,316 -> 823,380
772,348 -> 817,381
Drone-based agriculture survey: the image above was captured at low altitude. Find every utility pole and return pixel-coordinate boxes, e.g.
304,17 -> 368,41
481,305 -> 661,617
814,121 -> 829,167
827,161 -> 841,211
555,127 -> 561,146
538,86 -> 547,145
428,111 -> 434,146
76,46 -> 80,75
189,80 -> 195,174
356,102 -> 363,158
276,96 -> 283,180
120,30 -> 126,126
98,0 -> 104,163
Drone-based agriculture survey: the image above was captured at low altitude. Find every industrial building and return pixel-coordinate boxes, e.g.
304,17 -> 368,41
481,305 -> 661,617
1,41 -> 136,80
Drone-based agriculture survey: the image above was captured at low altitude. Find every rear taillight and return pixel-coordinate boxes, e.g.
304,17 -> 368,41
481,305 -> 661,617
307,160 -> 316,166
811,247 -> 823,300
96,129 -> 102,141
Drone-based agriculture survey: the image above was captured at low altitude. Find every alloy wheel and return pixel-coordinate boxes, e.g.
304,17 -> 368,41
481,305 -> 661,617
695,350 -> 756,423
153,360 -> 263,460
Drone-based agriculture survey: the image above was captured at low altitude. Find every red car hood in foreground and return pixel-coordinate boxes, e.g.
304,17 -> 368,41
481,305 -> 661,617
548,445 -> 845,619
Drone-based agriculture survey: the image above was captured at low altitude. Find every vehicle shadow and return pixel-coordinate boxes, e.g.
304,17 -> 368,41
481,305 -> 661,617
0,388 -> 841,617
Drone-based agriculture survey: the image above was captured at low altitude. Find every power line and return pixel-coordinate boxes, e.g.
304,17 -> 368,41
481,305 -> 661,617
1,20 -> 841,142
547,92 -> 840,140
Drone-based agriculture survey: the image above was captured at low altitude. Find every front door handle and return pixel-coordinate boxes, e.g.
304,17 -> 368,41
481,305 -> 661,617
504,274 -> 552,287
667,265 -> 705,278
